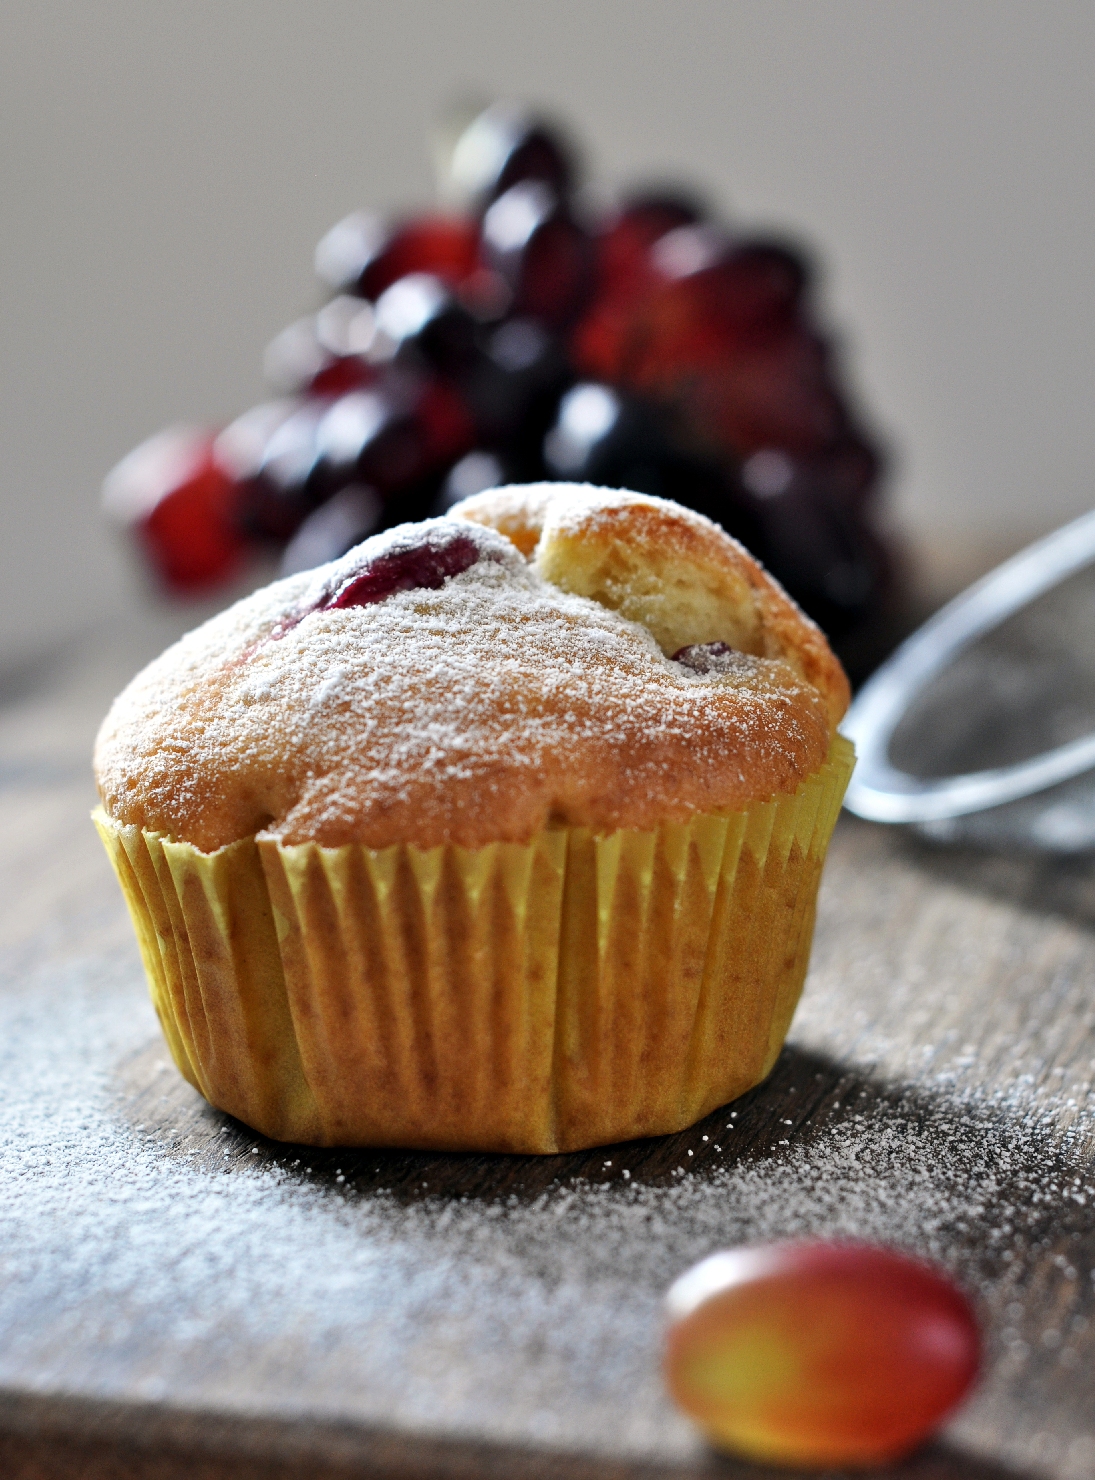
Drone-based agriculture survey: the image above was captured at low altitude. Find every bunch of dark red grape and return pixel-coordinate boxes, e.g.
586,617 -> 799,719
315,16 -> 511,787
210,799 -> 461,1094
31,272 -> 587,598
104,101 -> 896,671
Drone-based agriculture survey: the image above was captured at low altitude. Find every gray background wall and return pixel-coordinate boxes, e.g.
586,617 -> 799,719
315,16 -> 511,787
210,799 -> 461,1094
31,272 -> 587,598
3,0 -> 1094,668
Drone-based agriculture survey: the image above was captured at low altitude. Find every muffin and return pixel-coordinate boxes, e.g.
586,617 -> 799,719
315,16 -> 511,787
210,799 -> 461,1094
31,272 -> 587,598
94,483 -> 853,1153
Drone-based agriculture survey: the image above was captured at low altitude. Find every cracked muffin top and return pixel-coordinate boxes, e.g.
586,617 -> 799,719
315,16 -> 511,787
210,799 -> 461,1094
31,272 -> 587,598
94,483 -> 849,852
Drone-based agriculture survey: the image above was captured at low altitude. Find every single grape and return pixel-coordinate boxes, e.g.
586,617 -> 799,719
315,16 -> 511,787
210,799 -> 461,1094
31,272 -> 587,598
649,221 -> 733,282
463,317 -> 571,457
671,642 -> 743,674
307,356 -> 376,399
594,192 -> 706,300
316,378 -> 474,495
740,451 -> 888,638
315,294 -> 377,356
263,315 -> 374,399
102,427 -> 248,594
542,382 -> 737,518
314,211 -> 389,296
325,531 -> 481,608
315,211 -> 479,300
543,381 -> 628,477
686,327 -> 844,457
653,231 -> 809,307
316,387 -> 416,492
241,398 -> 334,539
411,379 -> 477,477
263,311 -> 375,397
664,1241 -> 980,1468
371,273 -> 478,377
731,236 -> 814,299
550,377 -> 686,459
446,101 -> 577,210
481,182 -> 592,329
264,316 -> 331,393
574,232 -> 811,400
213,400 -> 298,486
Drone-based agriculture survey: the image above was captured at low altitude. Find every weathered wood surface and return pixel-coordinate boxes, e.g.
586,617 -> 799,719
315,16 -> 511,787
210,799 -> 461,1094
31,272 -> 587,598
1,623 -> 1094,1480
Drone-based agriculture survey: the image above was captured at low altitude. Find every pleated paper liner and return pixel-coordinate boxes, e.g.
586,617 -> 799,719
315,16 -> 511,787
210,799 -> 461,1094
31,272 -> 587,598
94,735 -> 853,1154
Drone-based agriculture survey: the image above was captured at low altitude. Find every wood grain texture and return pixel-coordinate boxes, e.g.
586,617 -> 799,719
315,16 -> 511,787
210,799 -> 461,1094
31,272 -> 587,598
1,628 -> 1093,1480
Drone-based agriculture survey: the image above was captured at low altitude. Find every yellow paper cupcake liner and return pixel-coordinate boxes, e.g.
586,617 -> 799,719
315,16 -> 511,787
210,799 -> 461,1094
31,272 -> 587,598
94,736 -> 853,1153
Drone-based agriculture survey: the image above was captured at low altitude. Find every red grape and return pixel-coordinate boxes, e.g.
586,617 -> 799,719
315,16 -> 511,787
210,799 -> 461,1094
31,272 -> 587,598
242,398 -> 334,539
102,427 -> 247,594
481,182 -> 592,329
264,298 -> 376,397
325,532 -> 481,609
307,356 -> 376,399
664,1241 -> 980,1467
371,273 -> 478,376
317,379 -> 473,493
595,194 -> 706,301
315,211 -> 479,301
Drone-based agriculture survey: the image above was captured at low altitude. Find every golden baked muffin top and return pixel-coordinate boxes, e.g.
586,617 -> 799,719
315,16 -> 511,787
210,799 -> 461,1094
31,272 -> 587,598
94,484 -> 849,852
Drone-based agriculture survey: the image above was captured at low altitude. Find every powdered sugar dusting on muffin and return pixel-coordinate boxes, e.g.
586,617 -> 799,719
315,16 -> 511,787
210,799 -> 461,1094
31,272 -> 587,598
456,483 -> 849,728
94,512 -> 835,852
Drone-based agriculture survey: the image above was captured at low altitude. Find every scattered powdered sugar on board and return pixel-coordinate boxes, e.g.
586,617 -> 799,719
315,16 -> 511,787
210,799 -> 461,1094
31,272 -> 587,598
1,889 -> 1094,1476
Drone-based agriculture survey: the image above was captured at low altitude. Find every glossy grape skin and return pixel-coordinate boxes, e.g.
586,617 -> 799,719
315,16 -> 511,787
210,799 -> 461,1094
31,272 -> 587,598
540,381 -> 758,539
371,273 -> 479,378
211,373 -> 475,565
447,102 -> 577,210
740,446 -> 889,638
481,182 -> 592,329
316,379 -> 474,496
664,1242 -> 980,1468
544,381 -> 694,495
576,236 -> 807,388
315,211 -> 479,300
464,317 -> 571,471
239,398 -> 334,540
102,427 -> 247,594
593,193 -> 706,303
264,301 -> 376,397
573,229 -> 821,463
324,531 -> 481,609
307,356 -> 376,399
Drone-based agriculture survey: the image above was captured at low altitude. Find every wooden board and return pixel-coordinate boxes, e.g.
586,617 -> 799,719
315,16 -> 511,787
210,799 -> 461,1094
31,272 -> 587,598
1,623 -> 1094,1480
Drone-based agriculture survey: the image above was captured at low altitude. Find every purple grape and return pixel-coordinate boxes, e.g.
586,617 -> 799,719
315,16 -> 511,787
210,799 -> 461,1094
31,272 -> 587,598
371,273 -> 478,377
481,183 -> 592,328
325,532 -> 481,608
447,102 -> 578,210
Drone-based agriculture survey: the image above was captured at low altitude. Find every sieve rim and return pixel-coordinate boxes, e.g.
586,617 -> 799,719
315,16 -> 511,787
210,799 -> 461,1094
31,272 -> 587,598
842,508 -> 1095,823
